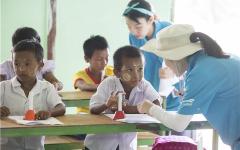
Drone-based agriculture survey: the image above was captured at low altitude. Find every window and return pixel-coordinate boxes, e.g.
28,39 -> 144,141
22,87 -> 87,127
173,0 -> 240,56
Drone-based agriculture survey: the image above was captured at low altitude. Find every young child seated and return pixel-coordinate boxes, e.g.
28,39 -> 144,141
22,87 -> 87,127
0,27 -> 63,90
73,35 -> 113,113
73,35 -> 113,91
84,46 -> 162,150
0,40 -> 66,150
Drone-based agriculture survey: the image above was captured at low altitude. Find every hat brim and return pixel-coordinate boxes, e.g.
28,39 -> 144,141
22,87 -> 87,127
142,40 -> 202,60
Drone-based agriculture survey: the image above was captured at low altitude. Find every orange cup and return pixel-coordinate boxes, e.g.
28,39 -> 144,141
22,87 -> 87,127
24,109 -> 35,120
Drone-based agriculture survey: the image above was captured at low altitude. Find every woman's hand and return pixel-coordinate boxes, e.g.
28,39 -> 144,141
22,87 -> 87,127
159,67 -> 175,79
137,100 -> 155,114
35,110 -> 51,120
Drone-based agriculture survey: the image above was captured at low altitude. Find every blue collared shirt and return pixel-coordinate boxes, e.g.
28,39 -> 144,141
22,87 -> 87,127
178,51 -> 240,146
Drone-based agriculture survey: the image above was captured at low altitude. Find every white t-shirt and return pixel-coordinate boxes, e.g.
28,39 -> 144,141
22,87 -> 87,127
84,76 -> 161,150
0,59 -> 55,80
0,77 -> 64,150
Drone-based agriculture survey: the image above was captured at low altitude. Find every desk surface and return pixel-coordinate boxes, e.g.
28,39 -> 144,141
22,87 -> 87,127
1,114 -> 136,137
0,114 -> 211,137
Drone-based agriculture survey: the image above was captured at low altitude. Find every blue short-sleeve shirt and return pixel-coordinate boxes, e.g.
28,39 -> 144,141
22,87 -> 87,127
178,51 -> 240,146
129,20 -> 171,91
166,82 -> 181,111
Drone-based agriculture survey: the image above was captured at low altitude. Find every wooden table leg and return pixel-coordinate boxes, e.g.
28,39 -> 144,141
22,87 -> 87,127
212,129 -> 218,150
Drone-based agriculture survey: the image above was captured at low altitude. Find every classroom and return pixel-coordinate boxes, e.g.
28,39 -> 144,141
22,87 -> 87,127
1,0 -> 240,150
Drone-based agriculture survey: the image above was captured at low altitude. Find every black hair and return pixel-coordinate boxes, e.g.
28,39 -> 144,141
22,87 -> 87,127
83,35 -> 109,58
12,27 -> 41,46
190,32 -> 230,58
123,0 -> 152,23
113,45 -> 142,70
12,39 -> 44,62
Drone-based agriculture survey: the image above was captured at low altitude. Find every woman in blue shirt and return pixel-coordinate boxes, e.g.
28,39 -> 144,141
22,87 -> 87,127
138,24 -> 240,150
122,0 -> 170,91
122,0 -> 180,111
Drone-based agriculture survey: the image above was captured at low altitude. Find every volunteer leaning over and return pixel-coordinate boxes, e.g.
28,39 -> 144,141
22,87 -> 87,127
137,24 -> 240,150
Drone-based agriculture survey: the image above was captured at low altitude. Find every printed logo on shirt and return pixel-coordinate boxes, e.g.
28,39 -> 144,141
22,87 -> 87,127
181,99 -> 195,107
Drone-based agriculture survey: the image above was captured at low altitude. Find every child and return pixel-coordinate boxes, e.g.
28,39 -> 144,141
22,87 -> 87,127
73,35 -> 113,91
0,27 -> 63,90
0,40 -> 66,150
84,46 -> 161,150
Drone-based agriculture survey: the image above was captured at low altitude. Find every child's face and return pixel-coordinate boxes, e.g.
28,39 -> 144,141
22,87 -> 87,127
125,17 -> 153,39
117,57 -> 143,89
12,51 -> 42,83
88,49 -> 109,72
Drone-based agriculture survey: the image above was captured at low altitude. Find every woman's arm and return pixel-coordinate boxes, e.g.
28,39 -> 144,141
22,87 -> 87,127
138,100 -> 192,132
150,105 -> 192,132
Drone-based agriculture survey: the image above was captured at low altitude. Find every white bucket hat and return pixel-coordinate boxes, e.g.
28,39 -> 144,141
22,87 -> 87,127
141,24 -> 202,60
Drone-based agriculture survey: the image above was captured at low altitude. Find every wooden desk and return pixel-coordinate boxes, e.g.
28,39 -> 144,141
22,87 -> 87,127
1,114 -> 211,137
57,91 -> 218,150
58,91 -> 94,107
1,114 -> 218,150
1,114 -> 136,137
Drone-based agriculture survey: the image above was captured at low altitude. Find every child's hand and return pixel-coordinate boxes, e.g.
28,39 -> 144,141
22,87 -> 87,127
106,91 -> 119,108
53,82 -> 63,91
0,106 -> 10,118
35,110 -> 51,120
110,104 -> 118,112
137,100 -> 154,114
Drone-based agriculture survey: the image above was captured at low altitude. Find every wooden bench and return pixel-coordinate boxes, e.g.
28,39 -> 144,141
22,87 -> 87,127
45,136 -> 84,150
44,132 -> 158,150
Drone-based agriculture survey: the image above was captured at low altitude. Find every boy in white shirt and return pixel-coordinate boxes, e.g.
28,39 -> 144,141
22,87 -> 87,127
0,40 -> 65,150
84,45 -> 162,150
0,27 -> 63,90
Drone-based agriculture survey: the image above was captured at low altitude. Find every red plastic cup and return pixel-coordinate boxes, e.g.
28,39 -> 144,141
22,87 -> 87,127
113,111 -> 125,120
24,109 -> 35,120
